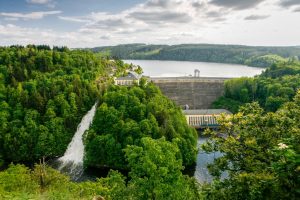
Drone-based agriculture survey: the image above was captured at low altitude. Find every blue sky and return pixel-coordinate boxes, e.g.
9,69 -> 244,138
0,0 -> 300,47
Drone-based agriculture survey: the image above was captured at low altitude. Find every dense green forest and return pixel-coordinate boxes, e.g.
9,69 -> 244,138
1,95 -> 299,199
205,60 -> 300,199
0,46 -> 199,199
91,43 -> 300,67
0,137 -> 200,199
84,83 -> 197,169
203,94 -> 300,199
1,46 -> 299,199
213,61 -> 300,112
0,45 -> 119,165
0,45 -> 199,199
1,91 -> 299,199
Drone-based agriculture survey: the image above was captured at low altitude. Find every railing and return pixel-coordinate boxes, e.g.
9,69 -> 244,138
150,77 -> 232,83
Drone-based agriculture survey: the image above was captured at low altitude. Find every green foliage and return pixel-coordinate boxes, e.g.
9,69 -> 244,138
245,54 -> 288,68
0,139 -> 200,200
0,163 -> 129,200
213,61 -> 300,112
92,43 -> 300,67
0,45 -> 200,199
262,61 -> 300,78
124,137 -> 200,200
0,164 -> 39,196
212,97 -> 243,113
84,83 -> 197,169
201,91 -> 300,199
0,46 -> 130,164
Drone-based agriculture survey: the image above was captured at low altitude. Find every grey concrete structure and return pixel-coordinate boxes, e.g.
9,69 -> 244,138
150,77 -> 231,109
182,109 -> 232,128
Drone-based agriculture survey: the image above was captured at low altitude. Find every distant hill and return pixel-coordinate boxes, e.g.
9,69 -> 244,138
90,43 -> 300,67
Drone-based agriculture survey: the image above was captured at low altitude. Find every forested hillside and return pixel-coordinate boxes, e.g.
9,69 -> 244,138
203,94 -> 300,199
213,61 -> 300,112
1,46 -> 299,200
0,137 -> 200,199
84,83 -> 197,169
91,44 -> 300,67
0,46 -> 200,200
0,45 -> 118,165
205,62 -> 300,199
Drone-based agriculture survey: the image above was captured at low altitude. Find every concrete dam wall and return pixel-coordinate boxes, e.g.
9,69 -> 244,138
151,77 -> 230,109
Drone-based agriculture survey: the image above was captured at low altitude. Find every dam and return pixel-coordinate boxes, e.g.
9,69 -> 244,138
150,77 -> 231,109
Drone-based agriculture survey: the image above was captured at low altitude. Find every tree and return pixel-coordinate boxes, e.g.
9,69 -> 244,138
201,91 -> 300,199
124,137 -> 200,200
0,46 -> 111,164
84,84 -> 197,169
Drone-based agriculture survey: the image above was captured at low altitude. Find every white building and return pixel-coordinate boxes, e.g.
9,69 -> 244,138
114,71 -> 141,86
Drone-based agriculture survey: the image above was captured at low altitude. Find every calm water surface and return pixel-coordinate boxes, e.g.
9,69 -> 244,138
124,60 -> 264,77
195,137 -> 227,183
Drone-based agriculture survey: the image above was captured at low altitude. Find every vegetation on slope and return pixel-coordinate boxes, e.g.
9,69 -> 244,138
202,93 -> 300,199
1,45 -> 299,199
84,82 -> 198,169
0,137 -> 200,200
0,45 -> 199,199
1,92 -> 299,200
0,45 -> 124,164
213,61 -> 300,112
92,43 -> 300,67
244,54 -> 289,67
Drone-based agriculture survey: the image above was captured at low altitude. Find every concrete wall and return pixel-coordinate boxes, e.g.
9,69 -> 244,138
151,77 -> 230,109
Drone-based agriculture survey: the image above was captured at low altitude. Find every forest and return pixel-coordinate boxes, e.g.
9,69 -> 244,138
84,83 -> 197,169
91,43 -> 300,67
213,60 -> 300,113
0,45 -> 116,164
0,46 -> 299,199
202,93 -> 300,199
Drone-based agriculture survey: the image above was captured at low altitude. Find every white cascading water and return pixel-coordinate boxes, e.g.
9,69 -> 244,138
57,102 -> 97,180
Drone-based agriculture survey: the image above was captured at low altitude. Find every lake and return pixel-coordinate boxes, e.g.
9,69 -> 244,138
124,60 -> 264,77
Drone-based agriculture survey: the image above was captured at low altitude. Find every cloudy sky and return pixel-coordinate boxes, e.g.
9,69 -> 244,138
0,0 -> 300,47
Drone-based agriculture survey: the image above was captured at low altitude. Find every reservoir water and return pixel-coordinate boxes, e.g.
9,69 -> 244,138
124,60 -> 264,77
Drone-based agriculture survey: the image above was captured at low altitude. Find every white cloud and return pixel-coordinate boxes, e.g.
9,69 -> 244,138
26,0 -> 56,8
27,0 -> 52,4
0,11 -> 62,20
209,0 -> 266,10
1,0 -> 300,47
0,24 -> 90,47
279,0 -> 300,8
244,14 -> 270,20
58,16 -> 90,23
4,17 -> 19,21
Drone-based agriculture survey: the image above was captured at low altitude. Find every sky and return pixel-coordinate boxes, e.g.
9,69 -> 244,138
0,0 -> 300,47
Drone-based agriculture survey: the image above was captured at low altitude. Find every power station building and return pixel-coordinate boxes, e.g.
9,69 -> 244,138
183,109 -> 232,128
114,71 -> 141,86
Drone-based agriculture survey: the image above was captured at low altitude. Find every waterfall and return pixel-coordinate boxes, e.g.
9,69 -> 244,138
57,102 -> 97,180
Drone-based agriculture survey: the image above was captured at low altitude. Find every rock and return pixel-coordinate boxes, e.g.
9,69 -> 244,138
92,195 -> 105,200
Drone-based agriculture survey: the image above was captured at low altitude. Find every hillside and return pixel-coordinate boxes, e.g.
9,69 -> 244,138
91,44 -> 300,67
0,45 -> 299,200
212,60 -> 300,112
